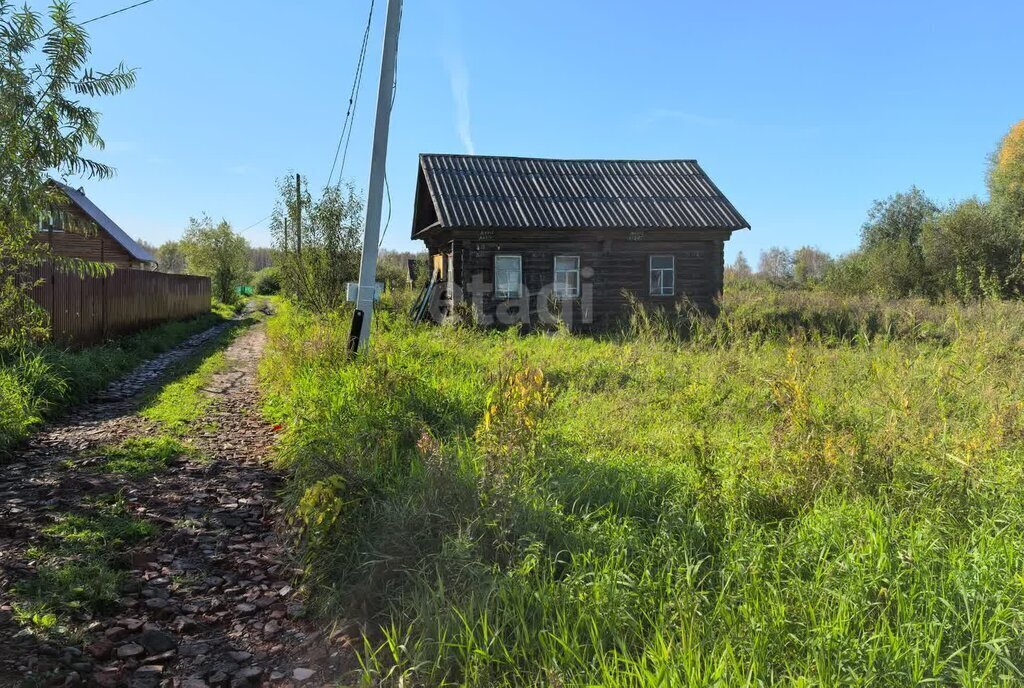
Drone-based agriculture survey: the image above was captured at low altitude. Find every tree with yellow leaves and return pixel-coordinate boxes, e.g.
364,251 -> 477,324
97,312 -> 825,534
989,119 -> 1024,224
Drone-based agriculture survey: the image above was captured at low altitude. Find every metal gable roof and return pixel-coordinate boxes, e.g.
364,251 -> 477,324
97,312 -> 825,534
416,153 -> 750,234
51,179 -> 156,263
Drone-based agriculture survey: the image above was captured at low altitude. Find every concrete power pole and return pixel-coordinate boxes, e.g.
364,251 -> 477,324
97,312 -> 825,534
350,0 -> 402,354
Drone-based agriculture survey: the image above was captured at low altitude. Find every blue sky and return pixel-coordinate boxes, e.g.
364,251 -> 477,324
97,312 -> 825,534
61,0 -> 1024,262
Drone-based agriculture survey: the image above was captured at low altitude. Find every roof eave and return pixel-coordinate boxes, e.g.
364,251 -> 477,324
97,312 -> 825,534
413,220 -> 444,238
440,224 -> 746,233
689,160 -> 751,231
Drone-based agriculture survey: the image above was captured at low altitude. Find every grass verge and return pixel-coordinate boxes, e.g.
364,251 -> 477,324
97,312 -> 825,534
0,308 -> 231,457
261,294 -> 1024,687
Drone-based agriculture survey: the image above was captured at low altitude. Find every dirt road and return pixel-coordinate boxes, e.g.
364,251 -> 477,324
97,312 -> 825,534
0,321 -> 348,687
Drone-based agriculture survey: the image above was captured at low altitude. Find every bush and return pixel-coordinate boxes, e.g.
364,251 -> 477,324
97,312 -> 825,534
375,257 -> 409,289
823,190 -> 1023,300
254,266 -> 282,295
271,180 -> 363,312
921,198 -> 1023,299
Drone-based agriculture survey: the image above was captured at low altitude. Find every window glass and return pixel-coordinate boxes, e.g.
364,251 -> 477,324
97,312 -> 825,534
495,255 -> 522,298
42,210 -> 66,232
650,255 -> 675,296
553,256 -> 580,298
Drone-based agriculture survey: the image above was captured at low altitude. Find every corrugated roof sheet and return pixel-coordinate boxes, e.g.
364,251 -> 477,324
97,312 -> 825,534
51,179 -> 156,263
417,154 -> 750,233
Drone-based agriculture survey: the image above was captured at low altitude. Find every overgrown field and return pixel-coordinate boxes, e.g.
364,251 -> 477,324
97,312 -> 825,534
0,304 -> 232,456
261,290 -> 1024,686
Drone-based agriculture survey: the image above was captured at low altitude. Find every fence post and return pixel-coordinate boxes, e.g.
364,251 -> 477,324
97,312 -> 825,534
101,237 -> 108,339
48,228 -> 56,342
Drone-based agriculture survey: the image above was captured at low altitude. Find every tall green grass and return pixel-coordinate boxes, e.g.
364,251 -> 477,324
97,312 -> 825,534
0,309 -> 228,456
261,292 -> 1024,687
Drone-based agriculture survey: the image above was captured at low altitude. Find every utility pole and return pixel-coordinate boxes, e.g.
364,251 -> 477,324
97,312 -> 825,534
350,0 -> 402,354
295,173 -> 302,258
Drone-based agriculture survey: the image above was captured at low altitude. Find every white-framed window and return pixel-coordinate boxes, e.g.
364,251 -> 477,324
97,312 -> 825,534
494,255 -> 522,299
553,255 -> 580,298
650,255 -> 675,296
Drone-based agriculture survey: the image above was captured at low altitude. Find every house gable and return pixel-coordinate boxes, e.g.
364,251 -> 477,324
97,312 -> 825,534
47,180 -> 155,265
411,166 -> 441,238
36,212 -> 135,267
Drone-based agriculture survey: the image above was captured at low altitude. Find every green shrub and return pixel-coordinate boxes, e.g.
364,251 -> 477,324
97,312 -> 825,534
375,258 -> 409,289
254,266 -> 282,295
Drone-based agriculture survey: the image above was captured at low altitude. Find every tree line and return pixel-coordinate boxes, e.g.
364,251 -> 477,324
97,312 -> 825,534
731,121 -> 1024,300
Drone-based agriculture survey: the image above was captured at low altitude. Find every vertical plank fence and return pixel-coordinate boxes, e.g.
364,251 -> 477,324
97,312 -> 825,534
28,265 -> 212,346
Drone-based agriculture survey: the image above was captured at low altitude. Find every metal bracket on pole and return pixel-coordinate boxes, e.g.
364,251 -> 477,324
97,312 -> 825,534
351,0 -> 403,354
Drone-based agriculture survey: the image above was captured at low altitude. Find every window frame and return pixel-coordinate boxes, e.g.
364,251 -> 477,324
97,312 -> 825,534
494,254 -> 523,299
553,255 -> 581,299
40,210 -> 66,233
649,255 -> 675,297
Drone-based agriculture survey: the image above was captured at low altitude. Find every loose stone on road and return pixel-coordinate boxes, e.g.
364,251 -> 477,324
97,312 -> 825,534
0,319 -> 350,687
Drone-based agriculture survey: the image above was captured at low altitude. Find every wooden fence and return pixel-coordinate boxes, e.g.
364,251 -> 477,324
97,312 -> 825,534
29,265 -> 212,346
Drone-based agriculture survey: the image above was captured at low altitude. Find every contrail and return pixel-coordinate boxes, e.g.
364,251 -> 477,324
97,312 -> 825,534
445,53 -> 475,155
439,0 -> 475,155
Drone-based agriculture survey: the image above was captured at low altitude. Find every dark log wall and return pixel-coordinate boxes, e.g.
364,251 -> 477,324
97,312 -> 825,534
437,229 -> 730,329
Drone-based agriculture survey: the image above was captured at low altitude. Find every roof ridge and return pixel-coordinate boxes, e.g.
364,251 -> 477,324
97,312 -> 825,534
420,152 -> 700,164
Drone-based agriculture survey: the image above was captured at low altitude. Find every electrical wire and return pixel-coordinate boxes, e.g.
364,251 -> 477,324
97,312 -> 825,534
380,0 -> 403,247
239,213 -> 272,234
379,171 -> 392,246
327,0 -> 375,188
81,0 -> 158,25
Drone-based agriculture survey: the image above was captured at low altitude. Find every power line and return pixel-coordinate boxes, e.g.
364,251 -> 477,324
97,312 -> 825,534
379,171 -> 392,246
328,0 -> 374,187
239,213 -> 272,234
327,0 -> 375,188
81,0 -> 158,25
380,0 -> 403,247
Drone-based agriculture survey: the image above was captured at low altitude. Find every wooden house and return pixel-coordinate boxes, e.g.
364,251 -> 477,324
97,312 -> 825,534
410,154 -> 750,329
38,180 -> 156,270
